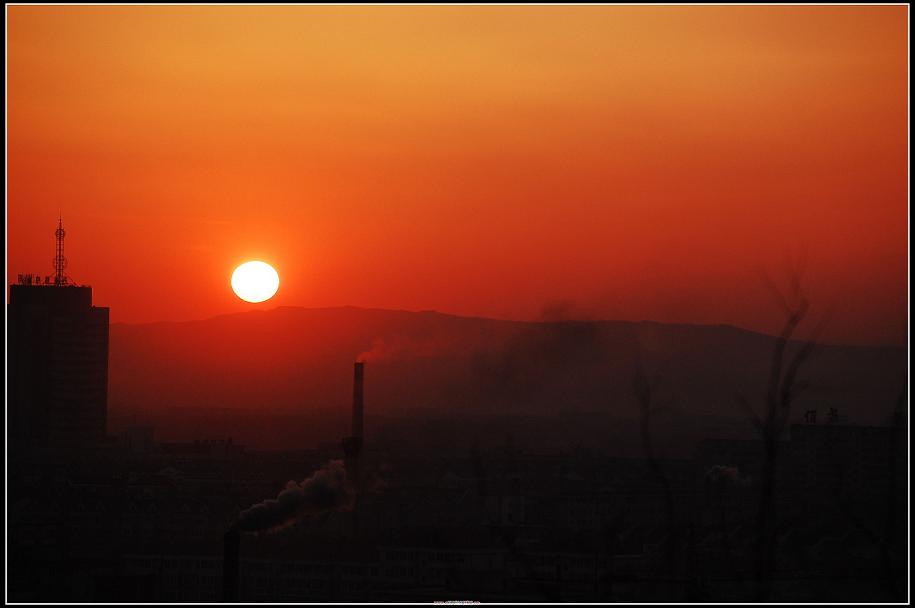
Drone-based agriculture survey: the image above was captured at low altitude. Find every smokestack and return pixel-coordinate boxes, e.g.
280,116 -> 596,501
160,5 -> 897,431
343,362 -> 364,496
352,361 -> 364,439
222,528 -> 240,602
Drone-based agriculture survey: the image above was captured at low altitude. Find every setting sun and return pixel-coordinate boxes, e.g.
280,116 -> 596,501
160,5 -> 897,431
6,6 -> 908,603
231,261 -> 279,303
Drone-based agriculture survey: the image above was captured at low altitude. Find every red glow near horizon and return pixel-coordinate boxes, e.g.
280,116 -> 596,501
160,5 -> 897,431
7,6 -> 908,346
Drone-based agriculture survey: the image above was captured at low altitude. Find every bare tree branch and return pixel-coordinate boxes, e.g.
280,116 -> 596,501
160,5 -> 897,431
633,355 -> 678,599
750,268 -> 818,601
736,393 -> 763,433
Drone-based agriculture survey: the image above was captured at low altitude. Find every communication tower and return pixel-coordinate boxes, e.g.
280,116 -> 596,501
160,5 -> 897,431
54,216 -> 69,286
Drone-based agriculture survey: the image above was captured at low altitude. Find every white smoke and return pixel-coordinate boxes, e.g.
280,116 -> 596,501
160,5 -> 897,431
233,460 -> 353,533
705,464 -> 752,487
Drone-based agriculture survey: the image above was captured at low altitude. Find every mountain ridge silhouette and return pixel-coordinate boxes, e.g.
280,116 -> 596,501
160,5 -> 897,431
108,306 -> 905,451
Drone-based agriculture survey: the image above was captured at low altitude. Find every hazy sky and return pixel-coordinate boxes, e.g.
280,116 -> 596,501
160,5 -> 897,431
7,6 -> 908,345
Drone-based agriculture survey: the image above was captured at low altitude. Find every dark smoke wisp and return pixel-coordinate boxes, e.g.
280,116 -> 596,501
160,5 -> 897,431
233,460 -> 353,533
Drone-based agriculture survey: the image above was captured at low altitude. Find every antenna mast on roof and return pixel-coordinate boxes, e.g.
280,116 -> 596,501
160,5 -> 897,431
54,216 -> 68,286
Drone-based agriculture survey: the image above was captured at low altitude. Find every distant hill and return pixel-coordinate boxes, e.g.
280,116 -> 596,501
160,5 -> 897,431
108,306 -> 905,453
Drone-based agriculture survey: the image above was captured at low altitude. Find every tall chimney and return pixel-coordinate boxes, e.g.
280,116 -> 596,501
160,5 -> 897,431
222,528 -> 240,602
352,361 -> 364,439
343,362 -> 364,503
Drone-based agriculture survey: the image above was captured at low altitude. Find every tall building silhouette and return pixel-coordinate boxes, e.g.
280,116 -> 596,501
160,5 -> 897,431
8,219 -> 109,447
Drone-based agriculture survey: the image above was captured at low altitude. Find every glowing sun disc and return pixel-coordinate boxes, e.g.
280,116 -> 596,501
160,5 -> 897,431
231,261 -> 279,303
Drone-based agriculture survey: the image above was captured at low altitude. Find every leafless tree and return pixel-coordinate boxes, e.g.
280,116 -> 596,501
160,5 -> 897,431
705,465 -> 746,580
633,360 -> 678,599
737,269 -> 822,601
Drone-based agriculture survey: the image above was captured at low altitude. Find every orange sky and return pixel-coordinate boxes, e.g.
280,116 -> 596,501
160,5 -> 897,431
7,6 -> 908,345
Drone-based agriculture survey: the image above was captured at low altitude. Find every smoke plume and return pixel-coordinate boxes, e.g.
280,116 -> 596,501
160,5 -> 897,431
705,464 -> 751,487
233,460 -> 353,533
356,334 -> 459,363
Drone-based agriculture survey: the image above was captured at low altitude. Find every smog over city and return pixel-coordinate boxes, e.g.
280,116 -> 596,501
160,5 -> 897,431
5,4 -> 909,605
